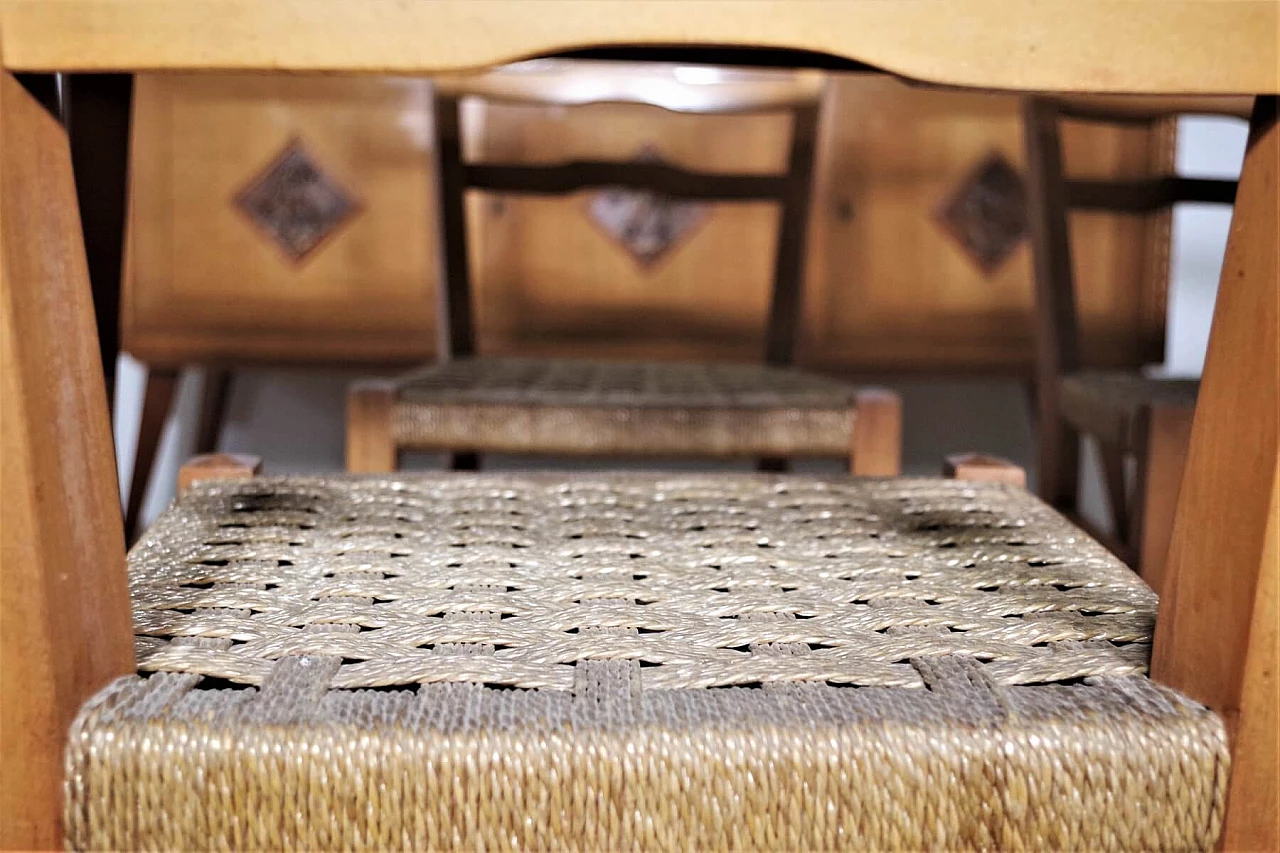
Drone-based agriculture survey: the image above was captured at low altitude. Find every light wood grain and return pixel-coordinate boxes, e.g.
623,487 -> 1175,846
123,73 -> 435,367
1151,96 -> 1278,853
440,61 -> 825,114
124,72 -> 1176,375
942,453 -> 1028,487
177,452 -> 261,495
1134,403 -> 1195,596
1,1 -> 1275,96
346,380 -> 396,473
850,390 -> 902,477
0,70 -> 134,851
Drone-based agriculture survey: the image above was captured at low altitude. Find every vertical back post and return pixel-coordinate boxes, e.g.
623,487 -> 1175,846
0,71 -> 135,850
431,88 -> 475,361
763,97 -> 821,367
1151,96 -> 1278,852
1022,97 -> 1081,509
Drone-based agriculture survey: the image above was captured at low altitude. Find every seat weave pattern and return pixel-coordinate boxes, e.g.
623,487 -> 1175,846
1061,371 -> 1199,449
66,475 -> 1228,851
392,358 -> 861,456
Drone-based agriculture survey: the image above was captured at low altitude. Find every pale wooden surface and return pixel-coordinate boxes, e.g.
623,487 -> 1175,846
942,453 -> 1028,487
0,73 -> 134,851
129,73 -> 1179,374
1151,97 -> 1278,853
849,390 -> 902,477
1136,403 -> 1195,596
345,381 -> 396,474
1,1 -> 1276,96
125,74 -> 434,367
177,452 -> 262,495
439,60 -> 825,114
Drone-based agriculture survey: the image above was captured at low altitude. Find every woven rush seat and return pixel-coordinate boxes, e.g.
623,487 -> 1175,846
66,474 -> 1228,851
390,357 -> 864,457
1060,371 -> 1199,451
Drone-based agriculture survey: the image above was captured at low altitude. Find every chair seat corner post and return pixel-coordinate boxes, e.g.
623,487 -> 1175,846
1151,95 -> 1279,853
1,71 -> 136,851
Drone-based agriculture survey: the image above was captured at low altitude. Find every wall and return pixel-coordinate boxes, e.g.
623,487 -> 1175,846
114,116 -> 1250,529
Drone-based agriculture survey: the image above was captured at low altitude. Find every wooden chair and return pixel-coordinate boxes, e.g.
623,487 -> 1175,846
1023,95 -> 1251,593
346,62 -> 901,477
2,6 -> 1276,850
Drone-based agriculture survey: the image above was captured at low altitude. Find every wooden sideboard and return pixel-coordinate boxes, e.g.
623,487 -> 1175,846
124,69 -> 1173,376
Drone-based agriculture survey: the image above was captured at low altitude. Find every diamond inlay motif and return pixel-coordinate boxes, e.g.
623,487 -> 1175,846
935,153 -> 1028,275
587,146 -> 707,268
235,139 -> 360,263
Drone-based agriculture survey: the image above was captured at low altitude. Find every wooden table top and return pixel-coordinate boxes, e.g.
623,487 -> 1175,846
2,0 -> 1277,94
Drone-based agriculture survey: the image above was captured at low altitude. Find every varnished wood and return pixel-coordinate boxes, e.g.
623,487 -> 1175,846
1133,402 -> 1195,596
1070,176 -> 1239,211
177,452 -> 261,495
123,366 -> 178,541
433,91 -> 474,361
849,389 -> 902,477
0,71 -> 134,851
440,61 -> 825,114
942,453 -> 1028,487
1025,93 -> 1242,577
763,101 -> 818,367
124,74 -> 435,369
1052,94 -> 1256,124
1067,176 -> 1237,211
345,380 -> 397,473
1023,97 -> 1080,509
124,72 -> 1177,375
1,1 -> 1276,96
466,162 -> 788,200
1152,96 -> 1278,853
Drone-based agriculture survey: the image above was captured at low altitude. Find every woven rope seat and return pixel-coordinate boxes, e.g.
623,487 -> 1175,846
66,474 -> 1228,851
391,357 -> 863,456
1061,371 -> 1200,450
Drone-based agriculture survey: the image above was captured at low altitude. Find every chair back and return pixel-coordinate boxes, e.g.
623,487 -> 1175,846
1023,94 -> 1247,381
431,60 -> 825,366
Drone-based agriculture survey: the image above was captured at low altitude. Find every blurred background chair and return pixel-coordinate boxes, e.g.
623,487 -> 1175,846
1023,95 -> 1250,592
346,61 -> 903,476
117,65 -> 1191,535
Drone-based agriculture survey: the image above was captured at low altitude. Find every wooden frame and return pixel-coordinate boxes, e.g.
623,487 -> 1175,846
0,6 -> 1275,849
432,66 -> 823,370
0,73 -> 134,851
1024,94 -> 1245,582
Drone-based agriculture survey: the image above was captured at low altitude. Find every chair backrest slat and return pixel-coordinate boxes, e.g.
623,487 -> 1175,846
464,161 -> 789,200
1066,176 -> 1238,211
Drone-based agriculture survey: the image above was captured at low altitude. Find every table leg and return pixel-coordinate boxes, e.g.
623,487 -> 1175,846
1151,96 -> 1278,852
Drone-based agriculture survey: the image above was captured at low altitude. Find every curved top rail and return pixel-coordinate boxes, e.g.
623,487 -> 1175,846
1,1 -> 1276,95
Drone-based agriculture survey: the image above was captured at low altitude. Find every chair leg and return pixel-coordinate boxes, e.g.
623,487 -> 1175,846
1038,412 -> 1081,512
346,380 -> 398,473
124,366 -> 179,541
1130,403 -> 1194,596
195,367 -> 233,454
849,389 -> 902,476
1098,440 -> 1131,556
